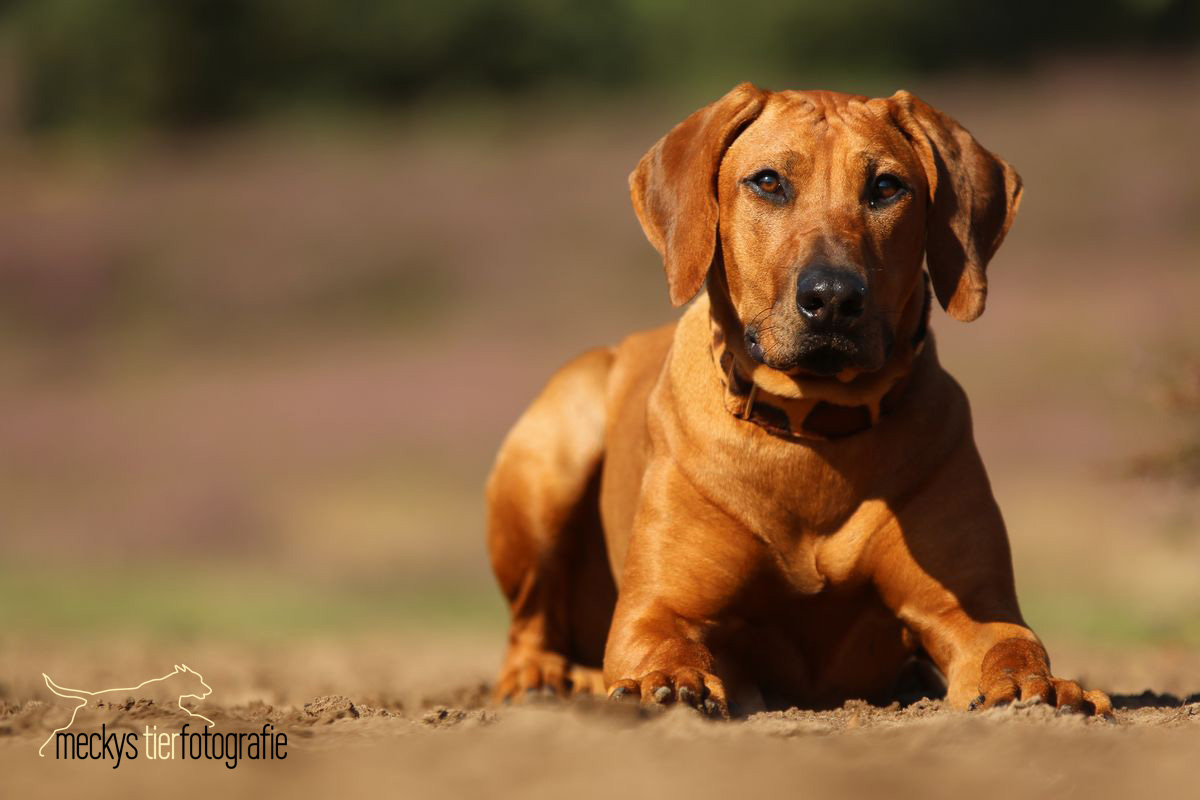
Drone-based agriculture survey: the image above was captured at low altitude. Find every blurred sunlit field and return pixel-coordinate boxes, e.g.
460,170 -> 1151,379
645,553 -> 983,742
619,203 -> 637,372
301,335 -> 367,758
1,56 -> 1198,687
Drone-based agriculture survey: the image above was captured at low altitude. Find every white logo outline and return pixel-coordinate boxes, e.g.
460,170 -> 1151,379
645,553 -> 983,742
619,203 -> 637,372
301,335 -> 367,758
39,664 -> 214,757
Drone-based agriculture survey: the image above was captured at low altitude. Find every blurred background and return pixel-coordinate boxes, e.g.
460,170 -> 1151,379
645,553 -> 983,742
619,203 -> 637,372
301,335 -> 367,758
0,1 -> 1198,691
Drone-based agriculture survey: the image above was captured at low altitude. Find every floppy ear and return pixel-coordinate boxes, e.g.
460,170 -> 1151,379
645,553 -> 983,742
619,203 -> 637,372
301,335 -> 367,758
888,90 -> 1023,322
630,82 -> 768,307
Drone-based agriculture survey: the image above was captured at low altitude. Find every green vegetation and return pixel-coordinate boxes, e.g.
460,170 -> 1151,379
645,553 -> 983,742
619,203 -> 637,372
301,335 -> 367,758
0,565 -> 506,639
4,0 -> 1197,132
1130,358 -> 1200,485
1022,589 -> 1200,649
3,563 -> 1196,648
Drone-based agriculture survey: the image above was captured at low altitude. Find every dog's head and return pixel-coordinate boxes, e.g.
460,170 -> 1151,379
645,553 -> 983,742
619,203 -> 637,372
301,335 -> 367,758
630,84 -> 1022,379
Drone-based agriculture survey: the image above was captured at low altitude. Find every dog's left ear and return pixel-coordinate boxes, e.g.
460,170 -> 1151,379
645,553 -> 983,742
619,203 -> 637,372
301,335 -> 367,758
630,82 -> 768,307
886,90 -> 1023,322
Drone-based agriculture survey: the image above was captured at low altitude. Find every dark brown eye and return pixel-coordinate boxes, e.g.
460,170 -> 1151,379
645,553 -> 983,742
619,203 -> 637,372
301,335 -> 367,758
753,170 -> 782,194
870,174 -> 905,205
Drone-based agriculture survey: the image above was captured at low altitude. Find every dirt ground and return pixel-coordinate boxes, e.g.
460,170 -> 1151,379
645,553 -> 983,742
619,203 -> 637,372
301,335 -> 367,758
2,636 -> 1198,799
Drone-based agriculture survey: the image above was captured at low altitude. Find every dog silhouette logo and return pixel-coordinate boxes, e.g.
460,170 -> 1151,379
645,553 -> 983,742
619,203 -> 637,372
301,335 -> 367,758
39,664 -> 214,757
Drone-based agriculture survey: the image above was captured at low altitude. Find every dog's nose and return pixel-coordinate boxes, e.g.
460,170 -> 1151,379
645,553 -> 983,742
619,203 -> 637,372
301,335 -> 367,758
796,267 -> 866,330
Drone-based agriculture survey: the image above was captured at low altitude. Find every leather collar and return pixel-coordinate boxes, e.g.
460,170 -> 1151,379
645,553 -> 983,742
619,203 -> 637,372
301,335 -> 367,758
711,277 -> 931,441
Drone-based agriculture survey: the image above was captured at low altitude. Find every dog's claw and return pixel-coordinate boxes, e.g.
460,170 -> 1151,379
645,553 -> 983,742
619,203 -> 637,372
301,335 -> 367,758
968,694 -> 985,711
608,671 -> 727,717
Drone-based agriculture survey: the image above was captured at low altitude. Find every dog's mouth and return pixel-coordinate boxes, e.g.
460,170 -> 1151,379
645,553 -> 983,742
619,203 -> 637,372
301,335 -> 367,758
792,343 -> 855,377
746,328 -> 886,378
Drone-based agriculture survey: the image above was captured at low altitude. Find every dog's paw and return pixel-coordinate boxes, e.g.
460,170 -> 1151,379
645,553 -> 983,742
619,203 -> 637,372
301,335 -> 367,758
970,638 -> 1112,717
493,650 -> 606,704
969,677 -> 1112,717
607,668 -> 729,718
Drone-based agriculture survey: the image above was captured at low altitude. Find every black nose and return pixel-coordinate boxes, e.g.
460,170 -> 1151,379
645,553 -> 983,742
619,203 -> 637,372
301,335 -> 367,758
795,267 -> 866,330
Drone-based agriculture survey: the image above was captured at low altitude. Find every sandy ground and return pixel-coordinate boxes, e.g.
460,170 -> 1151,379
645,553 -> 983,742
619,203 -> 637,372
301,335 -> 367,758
2,636 -> 1198,799
2,638 -> 1200,800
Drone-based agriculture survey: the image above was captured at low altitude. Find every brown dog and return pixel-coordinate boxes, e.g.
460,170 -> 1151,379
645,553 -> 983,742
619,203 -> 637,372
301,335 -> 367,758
486,83 -> 1111,717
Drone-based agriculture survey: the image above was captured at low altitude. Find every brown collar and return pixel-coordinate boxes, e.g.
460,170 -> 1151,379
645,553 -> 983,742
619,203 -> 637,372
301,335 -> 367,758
711,278 -> 931,441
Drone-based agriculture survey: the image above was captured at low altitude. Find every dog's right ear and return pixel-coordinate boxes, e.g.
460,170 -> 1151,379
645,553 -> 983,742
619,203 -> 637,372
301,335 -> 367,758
630,83 -> 767,307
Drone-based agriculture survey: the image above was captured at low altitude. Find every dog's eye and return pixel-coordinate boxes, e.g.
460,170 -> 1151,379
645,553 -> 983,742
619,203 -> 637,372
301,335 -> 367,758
869,174 -> 906,206
752,170 -> 782,194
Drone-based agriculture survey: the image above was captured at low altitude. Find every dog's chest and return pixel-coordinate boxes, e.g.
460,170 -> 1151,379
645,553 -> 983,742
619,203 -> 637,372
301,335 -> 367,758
686,434 -> 886,585
765,534 -> 830,595
671,423 -> 893,594
757,503 -> 884,596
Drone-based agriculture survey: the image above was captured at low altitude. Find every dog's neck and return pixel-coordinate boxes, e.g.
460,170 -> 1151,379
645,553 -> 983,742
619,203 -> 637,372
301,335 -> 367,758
707,274 -> 931,440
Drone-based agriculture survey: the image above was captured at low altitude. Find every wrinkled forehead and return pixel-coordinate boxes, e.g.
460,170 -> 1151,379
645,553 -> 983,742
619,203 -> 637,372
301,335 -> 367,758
724,90 -> 919,175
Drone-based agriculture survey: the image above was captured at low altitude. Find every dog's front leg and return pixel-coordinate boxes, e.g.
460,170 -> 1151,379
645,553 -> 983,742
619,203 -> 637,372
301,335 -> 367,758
604,597 -> 731,717
875,534 -> 1112,715
876,549 -> 1112,715
869,443 -> 1112,715
602,462 -> 761,718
